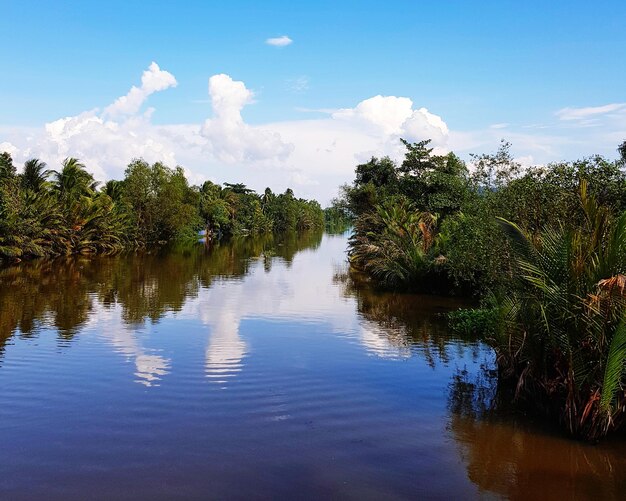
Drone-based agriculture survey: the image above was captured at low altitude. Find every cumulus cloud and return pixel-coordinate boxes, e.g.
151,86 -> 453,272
0,68 -> 453,202
334,95 -> 413,134
41,109 -> 178,180
4,62 -> 623,204
265,35 -> 292,47
332,95 -> 448,145
0,141 -> 18,157
200,74 -> 293,163
104,62 -> 177,117
0,62 -> 181,181
265,96 -> 451,200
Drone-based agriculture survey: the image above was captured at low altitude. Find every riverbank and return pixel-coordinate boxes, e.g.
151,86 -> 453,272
0,153 -> 324,263
337,139 -> 626,440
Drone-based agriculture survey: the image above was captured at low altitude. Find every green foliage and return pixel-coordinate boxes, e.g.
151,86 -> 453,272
601,322 -> 626,412
252,187 -> 322,234
198,183 -> 323,237
20,159 -> 51,192
399,139 -> 470,217
122,159 -> 201,244
448,306 -> 500,338
469,140 -> 521,191
341,156 -> 400,215
340,137 -> 626,438
52,158 -> 98,201
0,152 -> 323,262
349,197 -> 445,289
436,211 -> 510,293
0,152 -> 16,180
324,198 -> 352,233
486,183 -> 626,439
345,139 -> 470,291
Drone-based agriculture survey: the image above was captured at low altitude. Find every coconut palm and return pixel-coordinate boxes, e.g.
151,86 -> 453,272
51,158 -> 98,201
20,158 -> 51,192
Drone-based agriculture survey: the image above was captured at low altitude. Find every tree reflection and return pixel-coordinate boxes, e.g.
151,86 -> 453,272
0,230 -> 323,361
334,267 -> 481,364
0,258 -> 97,353
335,264 -> 626,499
447,365 -> 626,500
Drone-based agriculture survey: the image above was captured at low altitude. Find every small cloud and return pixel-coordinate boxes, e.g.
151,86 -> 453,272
332,95 -> 449,144
555,103 -> 626,121
522,123 -> 551,129
287,76 -> 309,92
489,123 -> 509,129
266,35 -> 293,47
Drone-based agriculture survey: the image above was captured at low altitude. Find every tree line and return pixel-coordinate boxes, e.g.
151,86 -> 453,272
0,154 -> 324,261
338,139 -> 626,440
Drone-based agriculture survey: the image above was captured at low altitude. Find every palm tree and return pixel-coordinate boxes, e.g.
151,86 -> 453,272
496,180 -> 626,439
104,179 -> 125,201
51,158 -> 98,201
349,197 -> 438,288
20,158 -> 51,192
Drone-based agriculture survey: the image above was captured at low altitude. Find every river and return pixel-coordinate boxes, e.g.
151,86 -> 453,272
1,230 -> 625,500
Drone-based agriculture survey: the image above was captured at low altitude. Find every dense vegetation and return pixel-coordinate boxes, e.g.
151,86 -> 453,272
341,139 -> 626,440
0,153 -> 324,262
323,203 -> 353,234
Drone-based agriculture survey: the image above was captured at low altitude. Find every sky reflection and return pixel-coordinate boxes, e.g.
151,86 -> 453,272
0,231 -> 473,387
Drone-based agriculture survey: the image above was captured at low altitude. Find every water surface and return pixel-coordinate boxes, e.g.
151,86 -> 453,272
1,231 -> 625,500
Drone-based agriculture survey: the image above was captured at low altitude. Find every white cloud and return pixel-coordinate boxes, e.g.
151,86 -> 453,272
0,62 -> 181,181
555,103 -> 626,121
104,61 -> 177,117
332,95 -> 448,145
403,107 -> 449,144
287,76 -> 309,93
2,63 -> 625,205
0,141 -> 18,157
265,35 -> 293,47
334,95 -> 413,135
200,74 -> 293,163
0,65 -> 453,201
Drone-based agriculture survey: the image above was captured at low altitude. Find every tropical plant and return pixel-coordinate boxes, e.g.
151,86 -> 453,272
20,158 -> 51,193
0,152 -> 323,262
491,180 -> 626,439
52,157 -> 97,201
349,197 -> 441,288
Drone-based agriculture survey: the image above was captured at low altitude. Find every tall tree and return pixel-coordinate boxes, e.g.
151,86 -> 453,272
0,152 -> 16,181
52,158 -> 97,201
20,158 -> 50,192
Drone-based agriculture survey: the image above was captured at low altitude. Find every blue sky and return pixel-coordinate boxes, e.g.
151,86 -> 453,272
2,0 -> 625,202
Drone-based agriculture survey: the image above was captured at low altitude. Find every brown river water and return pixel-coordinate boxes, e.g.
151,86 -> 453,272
1,230 -> 625,500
